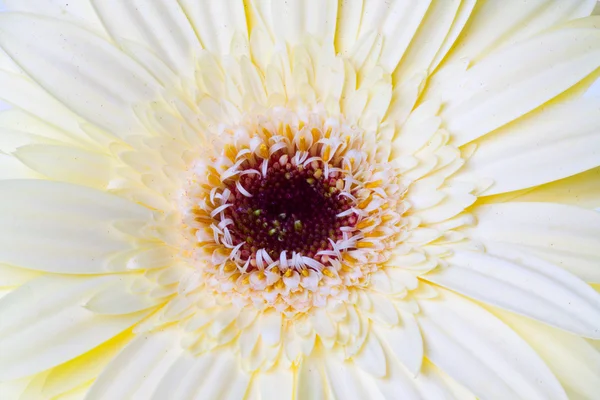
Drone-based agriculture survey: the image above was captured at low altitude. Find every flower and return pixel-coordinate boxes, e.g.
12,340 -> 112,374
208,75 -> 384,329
0,1 -> 599,399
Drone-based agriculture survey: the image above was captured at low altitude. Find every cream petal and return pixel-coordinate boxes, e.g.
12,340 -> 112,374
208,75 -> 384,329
444,0 -> 596,64
0,263 -> 40,288
295,355 -> 329,400
492,307 -> 600,400
0,13 -> 160,139
86,329 -> 188,399
179,0 -> 248,55
254,367 -> 294,400
354,330 -> 387,378
248,0 -> 337,48
323,357 -> 379,400
454,97 -> 600,195
417,291 -> 567,400
425,250 -> 600,338
0,180 -> 152,274
336,0 -> 431,72
92,0 -> 202,77
376,312 -> 423,376
492,167 -> 600,209
0,71 -> 91,144
0,275 -> 149,380
14,144 -> 113,188
469,202 -> 600,282
3,0 -> 108,37
20,330 -> 132,399
393,0 -> 475,84
439,23 -> 600,145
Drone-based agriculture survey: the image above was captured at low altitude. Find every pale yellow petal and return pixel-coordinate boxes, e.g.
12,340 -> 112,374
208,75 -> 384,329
0,180 -> 152,274
469,202 -> 600,282
0,13 -> 160,139
418,290 -> 567,400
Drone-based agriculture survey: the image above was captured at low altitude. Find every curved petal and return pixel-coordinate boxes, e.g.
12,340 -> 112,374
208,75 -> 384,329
247,0 -> 337,48
0,13 -> 161,139
417,290 -> 567,400
449,0 -> 596,62
492,307 -> 600,400
87,329 -> 251,400
0,275 -> 150,380
425,250 -> 600,338
14,144 -> 113,188
454,97 -> 600,195
480,166 -> 600,210
2,0 -> 109,37
469,202 -> 600,282
0,180 -> 153,274
393,0 -> 476,84
179,0 -> 250,55
336,0 -> 432,72
439,20 -> 600,145
91,0 -> 202,76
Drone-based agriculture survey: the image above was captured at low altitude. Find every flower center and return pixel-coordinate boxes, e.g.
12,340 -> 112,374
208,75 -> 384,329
181,108 -> 408,313
224,155 -> 357,266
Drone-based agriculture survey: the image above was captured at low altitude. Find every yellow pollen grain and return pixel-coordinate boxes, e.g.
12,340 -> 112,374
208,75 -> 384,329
358,194 -> 373,209
230,273 -> 241,282
285,124 -> 293,139
284,269 -> 293,277
299,136 -> 307,151
314,168 -> 323,179
301,269 -> 310,277
275,280 -> 285,290
322,268 -> 335,277
208,173 -> 221,187
271,267 -> 280,275
242,276 -> 250,285
224,144 -> 238,161
381,214 -> 395,222
325,127 -> 332,138
265,285 -> 274,292
257,143 -> 269,159
357,241 -> 375,249
365,180 -> 382,189
257,271 -> 266,280
357,219 -> 373,229
322,146 -> 331,161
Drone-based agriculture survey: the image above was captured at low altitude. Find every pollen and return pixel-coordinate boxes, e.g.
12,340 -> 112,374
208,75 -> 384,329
181,108 -> 408,313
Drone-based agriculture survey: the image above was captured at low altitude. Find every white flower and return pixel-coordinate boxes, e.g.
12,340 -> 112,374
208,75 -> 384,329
0,1 -> 600,399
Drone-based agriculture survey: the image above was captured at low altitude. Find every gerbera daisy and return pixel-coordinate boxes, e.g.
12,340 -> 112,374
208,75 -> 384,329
0,0 -> 599,399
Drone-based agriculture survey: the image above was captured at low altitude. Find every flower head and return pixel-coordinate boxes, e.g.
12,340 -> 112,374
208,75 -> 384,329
0,1 -> 600,399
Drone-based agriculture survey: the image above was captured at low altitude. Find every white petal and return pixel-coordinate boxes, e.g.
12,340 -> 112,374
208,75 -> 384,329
376,312 -> 423,376
254,367 -> 294,400
425,250 -> 600,338
497,166 -> 600,209
454,97 -> 600,195
493,307 -> 600,400
3,0 -> 108,36
393,0 -> 475,83
417,291 -> 567,400
444,0 -> 596,64
249,0 -> 337,48
0,180 -> 152,274
355,330 -> 387,378
469,202 -> 600,282
92,0 -> 202,76
0,263 -> 40,287
440,23 -> 600,145
0,71 -> 90,143
336,0 -> 431,72
295,355 -> 329,400
0,275 -> 149,380
0,13 -> 160,139
14,144 -> 113,188
323,357 -> 378,400
21,330 -> 132,399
